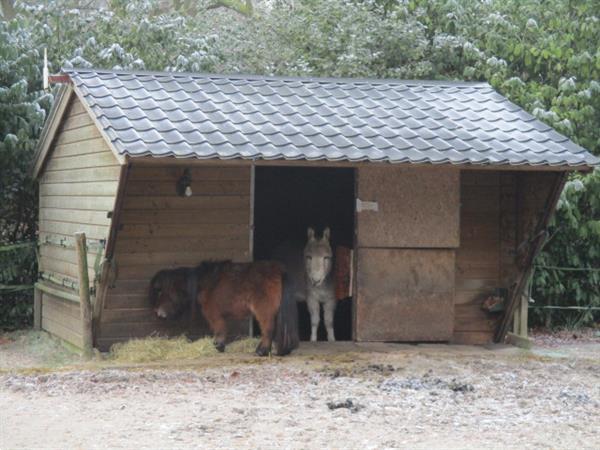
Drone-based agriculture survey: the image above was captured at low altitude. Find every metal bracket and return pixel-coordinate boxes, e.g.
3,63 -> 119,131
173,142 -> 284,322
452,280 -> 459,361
356,198 -> 379,212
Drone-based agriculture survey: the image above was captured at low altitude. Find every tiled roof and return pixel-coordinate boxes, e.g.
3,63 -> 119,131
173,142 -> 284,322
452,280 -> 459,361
65,68 -> 599,168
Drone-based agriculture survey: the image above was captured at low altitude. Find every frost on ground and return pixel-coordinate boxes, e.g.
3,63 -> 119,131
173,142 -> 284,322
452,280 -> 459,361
1,337 -> 599,449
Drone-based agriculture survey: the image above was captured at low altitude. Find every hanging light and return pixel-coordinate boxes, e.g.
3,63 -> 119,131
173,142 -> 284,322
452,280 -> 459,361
176,168 -> 193,197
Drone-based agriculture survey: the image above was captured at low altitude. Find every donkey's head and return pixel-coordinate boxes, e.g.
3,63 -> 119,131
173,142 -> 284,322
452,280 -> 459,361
304,227 -> 333,287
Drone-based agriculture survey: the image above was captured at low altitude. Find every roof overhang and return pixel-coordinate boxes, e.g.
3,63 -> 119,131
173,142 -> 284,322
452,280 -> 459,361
31,79 -> 125,180
32,69 -> 599,177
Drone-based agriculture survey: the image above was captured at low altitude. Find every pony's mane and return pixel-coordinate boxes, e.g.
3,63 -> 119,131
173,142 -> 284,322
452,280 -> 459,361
194,260 -> 231,281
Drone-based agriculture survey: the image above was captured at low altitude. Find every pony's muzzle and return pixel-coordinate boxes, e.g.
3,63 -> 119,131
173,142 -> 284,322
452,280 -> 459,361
155,307 -> 168,319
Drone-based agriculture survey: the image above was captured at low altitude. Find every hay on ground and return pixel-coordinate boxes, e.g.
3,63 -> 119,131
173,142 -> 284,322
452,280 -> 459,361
110,336 -> 261,363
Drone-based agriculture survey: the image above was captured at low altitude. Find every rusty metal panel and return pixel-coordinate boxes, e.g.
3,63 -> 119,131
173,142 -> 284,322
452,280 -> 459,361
356,248 -> 455,341
356,166 -> 460,248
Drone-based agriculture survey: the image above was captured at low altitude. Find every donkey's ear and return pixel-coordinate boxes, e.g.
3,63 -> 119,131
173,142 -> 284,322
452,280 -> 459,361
307,227 -> 315,241
323,227 -> 331,241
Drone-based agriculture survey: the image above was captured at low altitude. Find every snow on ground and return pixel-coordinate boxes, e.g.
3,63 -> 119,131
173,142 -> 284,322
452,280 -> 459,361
0,333 -> 599,449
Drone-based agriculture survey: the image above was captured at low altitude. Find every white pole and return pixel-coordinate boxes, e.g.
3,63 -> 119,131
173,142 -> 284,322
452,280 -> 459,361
43,48 -> 49,90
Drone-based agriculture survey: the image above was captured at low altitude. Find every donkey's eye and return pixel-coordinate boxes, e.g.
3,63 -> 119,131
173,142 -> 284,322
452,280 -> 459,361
306,256 -> 312,261
325,256 -> 332,261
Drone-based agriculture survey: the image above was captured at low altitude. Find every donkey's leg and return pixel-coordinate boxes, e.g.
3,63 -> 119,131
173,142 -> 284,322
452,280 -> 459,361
323,298 -> 336,342
307,295 -> 320,342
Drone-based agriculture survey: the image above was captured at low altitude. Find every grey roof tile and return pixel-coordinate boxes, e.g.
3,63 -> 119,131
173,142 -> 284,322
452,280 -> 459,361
64,68 -> 599,168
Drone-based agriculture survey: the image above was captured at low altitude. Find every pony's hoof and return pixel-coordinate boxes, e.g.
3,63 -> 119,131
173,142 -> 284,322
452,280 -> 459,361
255,345 -> 270,357
214,341 -> 226,353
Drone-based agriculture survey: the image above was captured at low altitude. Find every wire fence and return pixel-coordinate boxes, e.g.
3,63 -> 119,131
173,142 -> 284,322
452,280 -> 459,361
0,241 -> 36,295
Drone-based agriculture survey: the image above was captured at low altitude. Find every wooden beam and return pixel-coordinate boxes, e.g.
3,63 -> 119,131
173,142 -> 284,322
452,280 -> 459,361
31,85 -> 74,179
128,155 -> 592,173
74,232 -> 94,358
495,172 -> 567,342
92,163 -> 131,345
33,287 -> 42,330
35,281 -> 80,304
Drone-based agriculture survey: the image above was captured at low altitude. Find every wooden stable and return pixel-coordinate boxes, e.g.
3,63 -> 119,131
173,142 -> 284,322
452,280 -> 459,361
31,70 -> 596,351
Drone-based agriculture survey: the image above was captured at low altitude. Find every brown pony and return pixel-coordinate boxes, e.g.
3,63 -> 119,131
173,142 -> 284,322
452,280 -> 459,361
149,261 -> 299,356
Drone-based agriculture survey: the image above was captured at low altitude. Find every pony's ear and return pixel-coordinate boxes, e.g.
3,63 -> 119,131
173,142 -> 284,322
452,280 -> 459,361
323,227 -> 331,241
307,227 -> 315,241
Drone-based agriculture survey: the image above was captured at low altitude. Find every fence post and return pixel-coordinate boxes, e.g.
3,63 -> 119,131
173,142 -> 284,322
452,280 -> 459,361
33,287 -> 42,330
74,232 -> 93,358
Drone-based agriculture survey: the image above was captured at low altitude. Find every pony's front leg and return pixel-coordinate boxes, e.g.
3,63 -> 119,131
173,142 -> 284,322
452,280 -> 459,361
323,299 -> 336,342
204,310 -> 228,352
255,315 -> 275,356
307,295 -> 320,342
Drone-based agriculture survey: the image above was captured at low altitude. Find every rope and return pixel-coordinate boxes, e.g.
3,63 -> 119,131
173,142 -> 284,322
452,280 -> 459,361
529,305 -> 600,310
534,265 -> 600,272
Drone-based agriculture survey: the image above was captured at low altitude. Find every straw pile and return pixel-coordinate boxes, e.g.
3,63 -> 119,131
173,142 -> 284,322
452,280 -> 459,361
110,336 -> 260,363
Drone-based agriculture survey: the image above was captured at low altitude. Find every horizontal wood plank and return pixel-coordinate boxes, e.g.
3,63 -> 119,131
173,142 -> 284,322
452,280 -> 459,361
60,111 -> 93,131
126,180 -> 250,196
55,124 -> 101,146
119,209 -> 248,225
39,221 -> 109,241
51,139 -> 110,158
116,249 -> 251,267
45,151 -> 118,172
118,223 -> 249,239
128,166 -> 250,181
122,195 -> 249,211
40,196 -> 116,211
115,235 -> 248,253
40,208 -> 111,226
41,166 -> 121,184
40,181 -> 119,197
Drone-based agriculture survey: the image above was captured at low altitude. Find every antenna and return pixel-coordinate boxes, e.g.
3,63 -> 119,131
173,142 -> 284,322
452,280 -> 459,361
43,48 -> 49,90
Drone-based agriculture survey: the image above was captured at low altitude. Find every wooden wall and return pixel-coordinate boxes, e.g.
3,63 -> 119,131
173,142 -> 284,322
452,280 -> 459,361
40,291 -> 84,348
37,97 -> 120,347
453,171 -> 556,344
355,166 -> 460,341
454,172 -> 503,344
96,164 -> 252,351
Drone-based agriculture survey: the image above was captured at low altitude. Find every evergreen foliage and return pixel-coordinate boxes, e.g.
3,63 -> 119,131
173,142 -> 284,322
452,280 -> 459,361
1,0 -> 598,328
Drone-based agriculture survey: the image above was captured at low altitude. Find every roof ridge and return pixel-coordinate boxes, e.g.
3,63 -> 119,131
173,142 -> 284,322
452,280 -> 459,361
63,67 -> 491,88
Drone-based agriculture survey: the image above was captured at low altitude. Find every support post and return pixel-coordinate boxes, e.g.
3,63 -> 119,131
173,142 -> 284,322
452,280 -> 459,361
74,232 -> 94,358
33,287 -> 42,330
519,294 -> 528,337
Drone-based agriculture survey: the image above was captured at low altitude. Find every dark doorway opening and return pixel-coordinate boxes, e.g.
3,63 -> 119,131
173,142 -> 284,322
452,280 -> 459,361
254,166 -> 355,341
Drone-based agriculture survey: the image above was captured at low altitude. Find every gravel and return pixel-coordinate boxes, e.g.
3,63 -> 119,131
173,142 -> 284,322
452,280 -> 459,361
1,343 -> 599,449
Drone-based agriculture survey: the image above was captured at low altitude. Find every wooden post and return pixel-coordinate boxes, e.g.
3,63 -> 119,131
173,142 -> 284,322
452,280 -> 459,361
74,232 -> 94,358
512,295 -> 529,337
519,294 -> 528,337
33,287 -> 42,330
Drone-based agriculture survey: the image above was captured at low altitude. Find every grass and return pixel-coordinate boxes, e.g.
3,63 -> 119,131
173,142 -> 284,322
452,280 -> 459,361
109,336 -> 261,363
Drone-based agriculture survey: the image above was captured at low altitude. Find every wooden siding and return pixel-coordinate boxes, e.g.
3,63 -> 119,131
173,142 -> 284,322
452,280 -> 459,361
356,166 -> 460,248
37,96 -> 121,346
96,164 -> 252,351
453,172 -> 501,344
453,171 -> 556,344
40,291 -> 83,348
356,249 -> 455,341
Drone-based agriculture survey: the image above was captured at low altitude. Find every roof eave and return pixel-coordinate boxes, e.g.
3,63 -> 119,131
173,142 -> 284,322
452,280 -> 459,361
31,84 -> 74,179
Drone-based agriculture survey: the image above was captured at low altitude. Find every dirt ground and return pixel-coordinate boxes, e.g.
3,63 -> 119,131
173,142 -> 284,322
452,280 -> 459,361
0,330 -> 599,449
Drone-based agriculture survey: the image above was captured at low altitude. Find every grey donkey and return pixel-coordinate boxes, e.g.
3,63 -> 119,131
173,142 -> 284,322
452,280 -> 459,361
272,227 -> 337,342
304,227 -> 336,341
